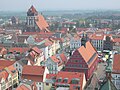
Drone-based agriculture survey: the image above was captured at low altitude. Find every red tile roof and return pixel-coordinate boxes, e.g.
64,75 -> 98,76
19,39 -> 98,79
22,65 -> 45,76
46,74 -> 56,79
35,15 -> 50,32
90,34 -> 112,40
29,51 -> 36,58
16,84 -> 30,90
89,34 -> 104,40
77,41 -> 98,67
76,28 -> 89,31
0,47 -> 7,55
22,65 -> 45,82
7,65 -> 18,76
50,55 -> 60,63
113,38 -> 120,43
9,47 -> 29,54
31,47 -> 42,54
112,54 -> 120,74
46,71 -> 85,90
0,70 -> 9,81
0,60 -> 15,69
44,39 -> 53,46
60,53 -> 67,64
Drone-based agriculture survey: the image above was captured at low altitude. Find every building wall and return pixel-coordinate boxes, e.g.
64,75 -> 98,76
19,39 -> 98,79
43,67 -> 49,82
0,71 -> 18,90
91,39 -> 104,51
65,50 -> 98,80
112,73 -> 120,89
70,39 -> 81,50
48,46 -> 53,57
65,50 -> 88,77
36,82 -> 44,90
27,35 -> 35,45
44,83 -> 53,90
82,74 -> 87,90
14,62 -> 23,82
113,45 -> 120,53
41,47 -> 49,60
22,75 -> 43,82
45,58 -> 58,74
87,58 -> 98,79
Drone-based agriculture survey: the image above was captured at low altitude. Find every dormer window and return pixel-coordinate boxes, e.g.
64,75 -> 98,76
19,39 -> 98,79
63,78 -> 68,83
57,77 -> 62,82
71,78 -> 79,84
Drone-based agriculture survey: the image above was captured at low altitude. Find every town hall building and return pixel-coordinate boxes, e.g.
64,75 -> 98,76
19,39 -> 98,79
65,41 -> 98,80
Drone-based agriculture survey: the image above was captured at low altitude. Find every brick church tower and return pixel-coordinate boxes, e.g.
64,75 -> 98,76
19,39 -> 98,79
24,5 -> 50,33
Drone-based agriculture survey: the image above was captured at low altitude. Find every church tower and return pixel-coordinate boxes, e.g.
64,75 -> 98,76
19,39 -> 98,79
24,5 -> 50,33
26,5 -> 38,32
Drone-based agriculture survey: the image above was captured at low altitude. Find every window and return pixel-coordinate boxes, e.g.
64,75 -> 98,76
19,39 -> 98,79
52,84 -> 55,86
46,83 -> 49,86
57,78 -> 62,82
16,64 -> 18,67
63,78 -> 68,83
79,64 -> 82,67
75,60 -> 78,63
71,79 -> 79,84
39,87 -> 41,90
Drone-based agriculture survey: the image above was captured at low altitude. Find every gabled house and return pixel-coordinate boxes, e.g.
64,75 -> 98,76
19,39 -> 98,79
113,38 -> 120,53
65,41 -> 98,80
0,47 -> 7,58
45,55 -> 60,74
16,80 -> 37,90
5,47 -> 29,60
89,34 -> 113,51
14,58 -> 34,82
70,35 -> 81,50
22,65 -> 49,90
45,72 -> 86,90
29,47 -> 44,66
0,60 -> 18,90
112,54 -> 120,90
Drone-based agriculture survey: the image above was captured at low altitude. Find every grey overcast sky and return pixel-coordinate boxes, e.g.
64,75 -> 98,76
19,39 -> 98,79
0,0 -> 120,11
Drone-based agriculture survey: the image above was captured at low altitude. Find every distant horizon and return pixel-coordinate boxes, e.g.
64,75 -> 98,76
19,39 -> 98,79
1,9 -> 120,12
0,0 -> 120,12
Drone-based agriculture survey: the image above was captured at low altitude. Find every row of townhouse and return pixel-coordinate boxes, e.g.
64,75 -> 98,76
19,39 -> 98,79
0,60 -> 19,90
89,34 -> 113,51
90,34 -> 120,52
15,65 -> 86,90
70,34 -> 81,50
65,41 -> 99,80
13,46 -> 45,82
42,53 -> 68,74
